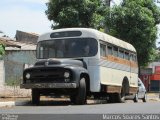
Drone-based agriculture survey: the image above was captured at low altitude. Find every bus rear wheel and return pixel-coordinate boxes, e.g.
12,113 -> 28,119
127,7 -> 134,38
117,86 -> 126,103
142,93 -> 147,102
133,93 -> 138,103
109,93 -> 125,103
71,77 -> 87,105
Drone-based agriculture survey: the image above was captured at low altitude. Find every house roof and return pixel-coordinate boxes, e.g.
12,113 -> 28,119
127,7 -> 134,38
16,30 -> 39,37
0,37 -> 36,50
0,37 -> 21,48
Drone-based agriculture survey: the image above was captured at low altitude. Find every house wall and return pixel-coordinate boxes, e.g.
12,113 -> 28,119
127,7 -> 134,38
3,50 -> 36,85
0,60 -> 5,86
140,62 -> 160,91
148,62 -> 160,73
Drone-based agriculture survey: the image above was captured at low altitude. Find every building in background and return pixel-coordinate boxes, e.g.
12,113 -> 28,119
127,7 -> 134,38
0,31 -> 38,86
148,62 -> 160,91
0,37 -> 21,87
140,62 -> 160,92
15,30 -> 38,45
4,40 -> 36,85
140,68 -> 152,92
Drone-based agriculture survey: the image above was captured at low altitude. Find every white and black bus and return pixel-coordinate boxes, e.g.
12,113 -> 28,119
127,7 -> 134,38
21,28 -> 138,105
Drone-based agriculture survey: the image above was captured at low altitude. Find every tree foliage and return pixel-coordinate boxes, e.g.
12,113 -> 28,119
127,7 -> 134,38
45,0 -> 107,29
0,44 -> 5,58
105,0 -> 160,67
45,0 -> 160,67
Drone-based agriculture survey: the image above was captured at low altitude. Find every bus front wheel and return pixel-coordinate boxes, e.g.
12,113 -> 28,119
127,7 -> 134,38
32,89 -> 40,105
71,77 -> 87,105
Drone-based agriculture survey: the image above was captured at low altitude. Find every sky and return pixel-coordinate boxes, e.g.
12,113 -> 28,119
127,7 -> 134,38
0,0 -> 51,38
0,0 -> 160,46
0,0 -> 122,38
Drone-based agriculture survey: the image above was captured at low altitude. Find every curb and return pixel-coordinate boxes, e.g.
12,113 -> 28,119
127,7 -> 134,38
0,96 -> 159,107
0,100 -> 29,107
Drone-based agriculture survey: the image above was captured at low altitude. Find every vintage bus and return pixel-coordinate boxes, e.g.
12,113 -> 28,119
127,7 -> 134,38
21,28 -> 138,105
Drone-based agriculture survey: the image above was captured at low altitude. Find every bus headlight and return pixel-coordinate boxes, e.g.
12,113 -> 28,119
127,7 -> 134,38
25,73 -> 31,79
64,72 -> 70,78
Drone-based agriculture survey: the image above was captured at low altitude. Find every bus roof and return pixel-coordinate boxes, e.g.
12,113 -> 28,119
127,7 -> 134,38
38,28 -> 136,52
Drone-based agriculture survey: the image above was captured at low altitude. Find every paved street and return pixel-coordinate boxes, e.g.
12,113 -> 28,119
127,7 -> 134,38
0,95 -> 160,120
0,99 -> 160,114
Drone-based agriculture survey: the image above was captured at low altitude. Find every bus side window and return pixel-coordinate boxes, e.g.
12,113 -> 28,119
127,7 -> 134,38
113,46 -> 118,57
119,49 -> 124,58
134,55 -> 137,62
100,44 -> 106,57
125,52 -> 129,60
132,54 -> 137,62
130,53 -> 136,62
107,46 -> 112,55
130,54 -> 133,61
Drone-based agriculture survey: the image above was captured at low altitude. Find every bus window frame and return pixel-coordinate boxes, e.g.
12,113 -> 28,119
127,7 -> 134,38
100,40 -> 107,57
113,46 -> 118,57
106,44 -> 113,56
118,49 -> 125,59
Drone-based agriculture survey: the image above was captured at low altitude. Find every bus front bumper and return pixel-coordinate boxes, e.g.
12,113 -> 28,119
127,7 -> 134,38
20,83 -> 77,89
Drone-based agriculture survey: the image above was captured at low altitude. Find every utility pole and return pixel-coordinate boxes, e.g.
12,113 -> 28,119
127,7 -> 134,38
157,0 -> 160,3
103,0 -> 111,33
106,0 -> 111,6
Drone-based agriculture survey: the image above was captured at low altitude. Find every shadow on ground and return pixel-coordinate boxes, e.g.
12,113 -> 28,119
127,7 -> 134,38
16,97 -> 110,106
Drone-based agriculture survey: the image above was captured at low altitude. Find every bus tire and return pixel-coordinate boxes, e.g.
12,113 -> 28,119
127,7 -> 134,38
32,89 -> 40,105
133,93 -> 138,103
74,77 -> 87,105
117,86 -> 126,103
142,93 -> 147,102
117,93 -> 125,103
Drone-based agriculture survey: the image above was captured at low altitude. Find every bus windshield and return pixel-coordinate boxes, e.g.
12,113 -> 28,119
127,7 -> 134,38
37,38 -> 98,59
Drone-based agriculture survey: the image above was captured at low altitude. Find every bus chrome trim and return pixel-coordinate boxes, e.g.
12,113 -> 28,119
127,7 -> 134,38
20,83 -> 77,89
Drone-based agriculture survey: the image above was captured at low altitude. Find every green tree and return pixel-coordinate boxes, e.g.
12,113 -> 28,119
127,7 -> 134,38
105,0 -> 160,67
45,0 -> 107,29
0,44 -> 5,58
